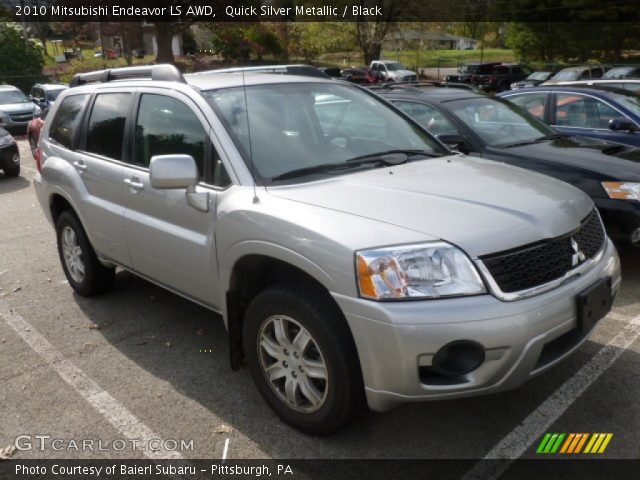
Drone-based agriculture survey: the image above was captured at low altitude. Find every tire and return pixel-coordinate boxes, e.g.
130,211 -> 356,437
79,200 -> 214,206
55,211 -> 114,296
243,283 -> 365,435
3,164 -> 20,177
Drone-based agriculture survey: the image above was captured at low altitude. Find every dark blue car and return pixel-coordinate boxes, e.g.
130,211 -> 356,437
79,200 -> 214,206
499,86 -> 640,147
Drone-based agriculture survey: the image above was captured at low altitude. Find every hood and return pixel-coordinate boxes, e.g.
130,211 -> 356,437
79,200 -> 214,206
267,155 -> 592,257
0,102 -> 35,114
390,69 -> 416,78
493,136 -> 640,182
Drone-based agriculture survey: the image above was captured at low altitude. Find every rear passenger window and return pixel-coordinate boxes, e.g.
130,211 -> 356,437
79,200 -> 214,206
49,94 -> 89,150
134,94 -> 206,178
86,93 -> 130,160
508,93 -> 547,119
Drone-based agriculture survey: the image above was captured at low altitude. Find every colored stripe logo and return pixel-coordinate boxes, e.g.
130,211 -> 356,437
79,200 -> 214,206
536,433 -> 613,454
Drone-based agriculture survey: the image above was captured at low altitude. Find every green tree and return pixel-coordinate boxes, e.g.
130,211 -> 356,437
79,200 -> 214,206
206,24 -> 282,62
0,22 -> 44,92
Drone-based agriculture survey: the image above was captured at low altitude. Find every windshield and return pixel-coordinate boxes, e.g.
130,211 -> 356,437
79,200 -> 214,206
604,67 -> 634,79
446,97 -> 553,146
46,88 -> 66,101
608,92 -> 640,119
552,70 -> 580,81
0,90 -> 29,104
527,71 -> 551,81
204,82 -> 444,183
386,62 -> 406,71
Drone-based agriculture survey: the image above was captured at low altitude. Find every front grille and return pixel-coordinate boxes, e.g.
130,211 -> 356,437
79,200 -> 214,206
480,210 -> 605,293
10,113 -> 33,123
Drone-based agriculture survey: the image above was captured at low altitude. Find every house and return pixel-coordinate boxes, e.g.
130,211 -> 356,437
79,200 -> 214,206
99,23 -> 183,57
386,30 -> 478,51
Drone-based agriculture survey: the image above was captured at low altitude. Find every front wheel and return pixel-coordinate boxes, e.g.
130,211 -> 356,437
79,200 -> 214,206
243,283 -> 365,435
56,211 -> 115,296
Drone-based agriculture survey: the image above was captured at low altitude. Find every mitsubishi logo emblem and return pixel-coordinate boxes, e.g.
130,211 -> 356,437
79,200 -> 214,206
571,237 -> 586,267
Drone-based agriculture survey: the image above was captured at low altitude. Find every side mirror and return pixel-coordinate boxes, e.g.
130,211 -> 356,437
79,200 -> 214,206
437,133 -> 469,153
609,117 -> 636,132
149,154 -> 208,212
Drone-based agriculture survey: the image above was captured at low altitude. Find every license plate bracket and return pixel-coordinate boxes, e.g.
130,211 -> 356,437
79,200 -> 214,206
577,277 -> 612,333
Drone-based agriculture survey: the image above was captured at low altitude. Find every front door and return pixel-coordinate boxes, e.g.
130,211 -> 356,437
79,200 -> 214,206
121,90 -> 221,307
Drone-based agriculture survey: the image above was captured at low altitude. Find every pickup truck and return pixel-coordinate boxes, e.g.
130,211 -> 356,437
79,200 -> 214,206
445,62 -> 500,84
369,60 -> 417,83
473,63 -> 532,91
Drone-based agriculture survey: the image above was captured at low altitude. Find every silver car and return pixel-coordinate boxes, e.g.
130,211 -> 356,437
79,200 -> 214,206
34,65 -> 620,434
0,85 -> 41,132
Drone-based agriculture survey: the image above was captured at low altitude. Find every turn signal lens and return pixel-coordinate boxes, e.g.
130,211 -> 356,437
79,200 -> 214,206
602,182 -> 640,201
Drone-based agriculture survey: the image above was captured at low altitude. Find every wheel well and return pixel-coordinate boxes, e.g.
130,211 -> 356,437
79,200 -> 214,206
226,255 -> 344,370
50,194 -> 75,225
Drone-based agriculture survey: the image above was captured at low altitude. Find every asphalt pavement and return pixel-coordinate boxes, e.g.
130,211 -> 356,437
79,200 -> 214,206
1,138 -> 639,465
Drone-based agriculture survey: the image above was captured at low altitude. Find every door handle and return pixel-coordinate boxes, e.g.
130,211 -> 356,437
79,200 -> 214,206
72,161 -> 87,172
124,176 -> 144,191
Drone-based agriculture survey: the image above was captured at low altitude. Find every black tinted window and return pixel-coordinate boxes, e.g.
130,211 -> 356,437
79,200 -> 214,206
134,94 -> 206,178
86,93 -> 130,160
49,94 -> 89,149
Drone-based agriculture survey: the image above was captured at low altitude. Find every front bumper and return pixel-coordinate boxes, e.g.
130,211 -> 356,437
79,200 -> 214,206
0,142 -> 19,168
595,198 -> 640,246
0,114 -> 34,133
331,238 -> 620,411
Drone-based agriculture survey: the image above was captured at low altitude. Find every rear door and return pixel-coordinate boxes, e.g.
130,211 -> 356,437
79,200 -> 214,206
73,91 -> 132,265
47,93 -> 129,265
121,89 -> 228,307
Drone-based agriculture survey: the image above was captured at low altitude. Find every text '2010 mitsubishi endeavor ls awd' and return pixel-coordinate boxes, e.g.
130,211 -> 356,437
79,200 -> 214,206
33,65 -> 621,434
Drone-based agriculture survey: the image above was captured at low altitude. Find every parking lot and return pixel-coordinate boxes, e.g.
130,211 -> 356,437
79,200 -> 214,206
1,138 -> 640,466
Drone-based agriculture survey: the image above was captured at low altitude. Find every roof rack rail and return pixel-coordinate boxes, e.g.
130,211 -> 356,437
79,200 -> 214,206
69,64 -> 185,87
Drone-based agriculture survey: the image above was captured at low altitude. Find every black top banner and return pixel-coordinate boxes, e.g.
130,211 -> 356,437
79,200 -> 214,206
3,0 -> 640,22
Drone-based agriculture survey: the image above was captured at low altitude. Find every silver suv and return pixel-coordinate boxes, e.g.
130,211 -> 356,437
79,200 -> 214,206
34,65 -> 621,434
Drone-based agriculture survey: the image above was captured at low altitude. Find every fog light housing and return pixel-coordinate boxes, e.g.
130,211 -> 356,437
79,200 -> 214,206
431,340 -> 485,376
12,154 -> 20,164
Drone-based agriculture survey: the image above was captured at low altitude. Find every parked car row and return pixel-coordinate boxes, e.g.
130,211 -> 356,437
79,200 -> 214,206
372,83 -> 640,247
0,82 -> 68,178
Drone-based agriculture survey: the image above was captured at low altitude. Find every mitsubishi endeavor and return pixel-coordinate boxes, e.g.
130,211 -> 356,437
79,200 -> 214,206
33,65 -> 621,434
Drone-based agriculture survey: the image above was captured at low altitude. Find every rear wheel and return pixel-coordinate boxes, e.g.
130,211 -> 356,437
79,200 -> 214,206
243,283 -> 365,435
56,211 -> 114,296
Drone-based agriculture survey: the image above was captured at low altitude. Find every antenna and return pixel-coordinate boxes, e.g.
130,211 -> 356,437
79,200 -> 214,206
241,69 -> 259,204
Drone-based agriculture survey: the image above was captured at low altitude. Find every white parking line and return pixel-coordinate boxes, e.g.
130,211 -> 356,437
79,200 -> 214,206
0,301 -> 183,459
461,313 -> 640,480
222,438 -> 230,462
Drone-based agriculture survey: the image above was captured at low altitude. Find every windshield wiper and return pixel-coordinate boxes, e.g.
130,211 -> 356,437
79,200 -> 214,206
271,150 -> 436,181
500,133 -> 565,148
346,149 -> 441,163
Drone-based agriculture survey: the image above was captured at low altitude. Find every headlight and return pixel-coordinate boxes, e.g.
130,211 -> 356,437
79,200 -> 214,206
0,134 -> 14,146
356,242 -> 486,300
602,182 -> 640,201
